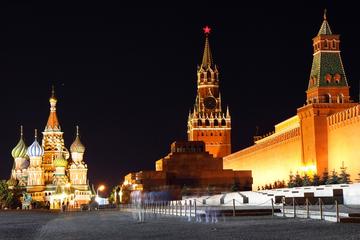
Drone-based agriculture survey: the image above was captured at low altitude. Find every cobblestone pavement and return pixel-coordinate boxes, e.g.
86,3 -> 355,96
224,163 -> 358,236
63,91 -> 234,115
0,210 -> 359,240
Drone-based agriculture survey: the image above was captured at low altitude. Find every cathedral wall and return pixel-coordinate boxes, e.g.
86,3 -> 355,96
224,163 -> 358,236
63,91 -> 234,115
223,128 -> 302,190
327,105 -> 360,182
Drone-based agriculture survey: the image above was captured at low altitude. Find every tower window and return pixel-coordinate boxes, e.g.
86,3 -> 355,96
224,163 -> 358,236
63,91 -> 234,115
331,41 -> 336,49
219,132 -> 222,136
337,94 -> 344,104
210,132 -> 213,136
325,94 -> 331,103
324,40 -> 328,49
207,72 -> 211,81
205,119 -> 210,126
325,74 -> 332,83
201,132 -> 204,136
221,119 -> 226,126
334,73 -> 341,83
198,119 -> 202,126
214,119 -> 219,126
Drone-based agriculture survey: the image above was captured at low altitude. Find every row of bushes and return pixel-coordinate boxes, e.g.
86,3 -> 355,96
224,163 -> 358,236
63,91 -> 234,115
259,166 -> 354,190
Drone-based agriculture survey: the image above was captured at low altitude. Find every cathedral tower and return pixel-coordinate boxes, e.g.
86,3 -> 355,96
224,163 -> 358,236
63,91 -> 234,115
10,126 -> 29,186
26,129 -> 45,194
187,26 -> 231,158
42,87 -> 69,183
297,11 -> 357,175
69,126 -> 89,190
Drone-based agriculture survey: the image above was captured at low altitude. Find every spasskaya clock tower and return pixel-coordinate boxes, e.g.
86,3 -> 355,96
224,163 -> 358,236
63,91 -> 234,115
187,26 -> 231,158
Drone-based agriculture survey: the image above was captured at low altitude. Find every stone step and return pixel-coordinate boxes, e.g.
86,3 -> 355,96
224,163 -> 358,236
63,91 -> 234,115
340,217 -> 360,223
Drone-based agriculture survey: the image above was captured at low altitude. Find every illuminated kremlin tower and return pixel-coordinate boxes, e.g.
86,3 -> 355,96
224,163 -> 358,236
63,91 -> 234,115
187,26 -> 231,158
297,11 -> 357,175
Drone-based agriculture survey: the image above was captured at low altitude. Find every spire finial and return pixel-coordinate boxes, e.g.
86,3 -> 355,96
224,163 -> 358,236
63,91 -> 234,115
324,9 -> 327,20
52,85 -> 55,98
20,125 -> 23,137
203,26 -> 211,35
76,125 -> 79,136
34,129 -> 38,140
201,26 -> 213,68
226,105 -> 230,118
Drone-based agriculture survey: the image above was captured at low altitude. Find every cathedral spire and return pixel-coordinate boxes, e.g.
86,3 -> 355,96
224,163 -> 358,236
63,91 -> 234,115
201,26 -> 213,68
45,86 -> 61,131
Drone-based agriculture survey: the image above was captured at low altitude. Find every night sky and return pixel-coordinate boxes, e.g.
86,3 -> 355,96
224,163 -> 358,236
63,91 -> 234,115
1,2 -> 359,194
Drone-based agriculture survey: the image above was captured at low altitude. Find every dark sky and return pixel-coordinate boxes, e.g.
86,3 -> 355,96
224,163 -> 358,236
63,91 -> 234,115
1,2 -> 359,193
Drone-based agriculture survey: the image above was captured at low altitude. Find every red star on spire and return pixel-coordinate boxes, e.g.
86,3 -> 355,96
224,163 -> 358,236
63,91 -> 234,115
203,26 -> 211,35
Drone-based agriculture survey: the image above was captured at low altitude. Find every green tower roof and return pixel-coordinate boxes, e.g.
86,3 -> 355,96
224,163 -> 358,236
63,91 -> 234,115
308,11 -> 348,90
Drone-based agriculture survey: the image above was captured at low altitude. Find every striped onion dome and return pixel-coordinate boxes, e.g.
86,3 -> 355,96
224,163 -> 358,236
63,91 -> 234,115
70,126 -> 85,153
11,126 -> 27,159
27,129 -> 44,157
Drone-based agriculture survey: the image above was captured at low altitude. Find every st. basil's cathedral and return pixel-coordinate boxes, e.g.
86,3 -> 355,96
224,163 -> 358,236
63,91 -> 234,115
7,88 -> 92,209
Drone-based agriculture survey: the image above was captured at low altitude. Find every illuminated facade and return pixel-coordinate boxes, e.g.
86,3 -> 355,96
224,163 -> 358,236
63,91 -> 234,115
8,88 -> 92,209
187,26 -> 231,158
224,12 -> 360,189
121,28 -> 251,200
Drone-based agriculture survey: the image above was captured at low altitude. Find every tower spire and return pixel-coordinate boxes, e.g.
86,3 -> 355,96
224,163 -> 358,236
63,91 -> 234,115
45,86 -> 61,131
307,11 -> 350,104
34,129 -> 37,140
318,9 -> 332,35
201,26 -> 213,68
20,125 -> 23,137
51,85 -> 55,99
76,125 -> 79,136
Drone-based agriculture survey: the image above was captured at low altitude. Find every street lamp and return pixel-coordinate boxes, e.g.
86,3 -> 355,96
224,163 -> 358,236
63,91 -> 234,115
95,185 -> 105,206
96,185 -> 105,197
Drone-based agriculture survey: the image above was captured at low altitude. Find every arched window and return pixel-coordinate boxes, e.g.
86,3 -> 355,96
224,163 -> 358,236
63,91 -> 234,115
219,132 -> 222,136
201,132 -> 204,136
324,40 -> 328,49
221,119 -> 226,126
214,119 -> 219,126
325,93 -> 331,103
198,119 -> 202,126
210,132 -> 213,136
337,94 -> 344,103
205,119 -> 210,126
331,41 -> 336,49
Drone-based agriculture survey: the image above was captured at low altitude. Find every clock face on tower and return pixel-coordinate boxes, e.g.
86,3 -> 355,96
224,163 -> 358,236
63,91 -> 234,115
204,97 -> 216,110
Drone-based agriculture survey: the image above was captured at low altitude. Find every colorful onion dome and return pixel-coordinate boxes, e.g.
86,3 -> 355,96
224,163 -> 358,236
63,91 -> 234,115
27,129 -> 44,158
11,126 -> 28,159
70,126 -> 85,153
54,148 -> 68,168
6,178 -> 18,187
